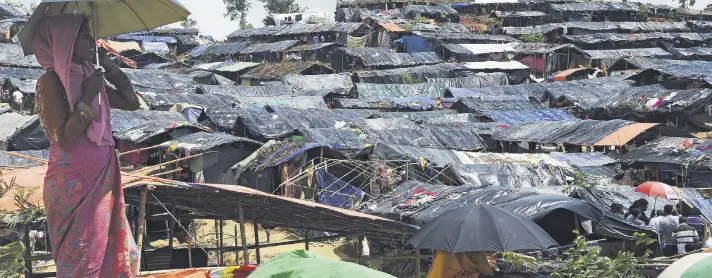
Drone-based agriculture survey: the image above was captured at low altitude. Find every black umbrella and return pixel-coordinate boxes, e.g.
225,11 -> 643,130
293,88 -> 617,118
408,203 -> 557,253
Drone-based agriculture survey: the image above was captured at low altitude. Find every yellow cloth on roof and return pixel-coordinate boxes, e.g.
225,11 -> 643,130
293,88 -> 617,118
427,250 -> 493,278
105,40 -> 141,53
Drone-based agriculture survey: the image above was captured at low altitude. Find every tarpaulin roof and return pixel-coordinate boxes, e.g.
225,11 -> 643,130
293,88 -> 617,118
4,78 -> 37,94
160,132 -> 262,153
337,47 -> 443,67
453,97 -> 543,115
572,183 -> 675,218
0,68 -> 45,80
113,121 -> 198,144
269,22 -> 367,37
353,63 -> 467,84
234,108 -> 297,141
403,4 -> 458,17
563,33 -> 675,46
541,77 -> 634,108
274,107 -> 366,130
678,188 -> 712,224
437,43 -> 516,56
492,120 -> 639,145
451,163 -> 567,188
369,111 -> 478,123
495,11 -> 547,18
215,62 -> 261,72
367,128 -> 445,149
485,109 -> 577,124
619,57 -> 712,79
334,97 -> 440,111
240,96 -> 328,109
140,93 -> 236,110
428,73 -> 509,88
110,109 -> 187,132
667,47 -> 712,60
460,61 -> 529,70
241,61 -> 334,81
596,87 -> 712,117
621,137 -> 712,168
304,128 -> 372,150
189,41 -> 253,57
355,83 -> 446,98
227,25 -> 283,39
414,32 -> 520,43
285,42 -> 337,52
0,43 -> 39,67
241,40 -> 302,54
0,3 -> 25,19
550,2 -> 640,12
429,125 -> 487,151
282,73 -> 354,95
502,25 -> 564,36
0,112 -> 40,147
584,48 -> 671,60
688,20 -> 712,32
114,35 -> 177,43
121,68 -> 197,93
198,84 -> 295,97
377,21 -> 406,32
364,118 -> 418,131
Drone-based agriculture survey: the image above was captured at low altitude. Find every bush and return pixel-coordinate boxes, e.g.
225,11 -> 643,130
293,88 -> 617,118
519,33 -> 546,43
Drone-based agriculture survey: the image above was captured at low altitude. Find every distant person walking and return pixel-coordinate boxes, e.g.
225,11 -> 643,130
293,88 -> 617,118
33,14 -> 141,277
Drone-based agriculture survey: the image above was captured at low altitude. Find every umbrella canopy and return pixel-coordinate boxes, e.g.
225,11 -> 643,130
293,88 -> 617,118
635,181 -> 680,200
18,0 -> 190,55
658,253 -> 712,278
247,249 -> 395,278
407,203 -> 557,253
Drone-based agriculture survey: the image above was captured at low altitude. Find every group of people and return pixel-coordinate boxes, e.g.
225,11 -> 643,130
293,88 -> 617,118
611,199 -> 707,256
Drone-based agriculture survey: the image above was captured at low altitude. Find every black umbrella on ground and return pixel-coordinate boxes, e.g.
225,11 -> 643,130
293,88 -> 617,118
408,203 -> 557,253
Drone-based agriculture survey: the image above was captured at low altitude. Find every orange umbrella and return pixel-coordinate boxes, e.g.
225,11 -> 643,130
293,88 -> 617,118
635,181 -> 680,200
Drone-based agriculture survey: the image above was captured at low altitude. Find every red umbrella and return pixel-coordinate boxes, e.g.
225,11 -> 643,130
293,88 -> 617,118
635,181 -> 680,200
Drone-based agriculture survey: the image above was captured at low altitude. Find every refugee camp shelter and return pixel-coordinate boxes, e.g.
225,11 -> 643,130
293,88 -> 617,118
240,61 -> 335,84
622,137 -> 712,187
159,132 -> 263,183
330,47 -> 443,71
0,110 -> 48,151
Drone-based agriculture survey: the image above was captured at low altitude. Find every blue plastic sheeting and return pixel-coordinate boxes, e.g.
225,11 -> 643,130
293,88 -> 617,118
486,109 -> 576,124
679,188 -> 712,223
182,107 -> 202,123
394,36 -> 433,53
114,35 -> 178,43
316,170 -> 365,209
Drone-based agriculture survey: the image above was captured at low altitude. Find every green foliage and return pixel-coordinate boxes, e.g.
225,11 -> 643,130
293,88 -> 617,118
241,22 -> 254,30
414,15 -> 429,24
402,24 -> 413,31
260,0 -> 305,14
562,172 -> 591,194
0,242 -> 26,278
551,231 -> 655,278
223,0 -> 252,28
180,16 -> 197,28
639,5 -> 649,13
519,33 -> 546,43
398,73 -> 419,84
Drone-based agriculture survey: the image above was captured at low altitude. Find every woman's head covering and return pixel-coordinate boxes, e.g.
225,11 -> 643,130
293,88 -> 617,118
33,14 -> 112,146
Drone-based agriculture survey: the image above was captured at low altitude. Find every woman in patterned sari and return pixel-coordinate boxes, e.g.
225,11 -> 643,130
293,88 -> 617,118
33,14 -> 141,277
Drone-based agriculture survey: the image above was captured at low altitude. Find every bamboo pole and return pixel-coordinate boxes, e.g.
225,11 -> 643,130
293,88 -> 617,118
136,189 -> 148,271
237,196 -> 249,265
254,221 -> 261,264
304,228 -> 310,251
0,150 -> 47,164
219,220 -> 224,265
149,168 -> 183,177
129,153 -> 202,174
234,225 -> 239,264
187,233 -> 193,268
414,248 -> 421,278
118,144 -> 162,157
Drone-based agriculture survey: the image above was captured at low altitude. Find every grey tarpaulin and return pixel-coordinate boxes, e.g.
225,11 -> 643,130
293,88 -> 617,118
562,33 -> 677,49
367,128 -> 445,149
427,73 -> 509,88
355,83 -> 446,98
451,164 -> 567,188
403,5 -> 458,19
550,2 -> 640,12
240,96 -> 328,109
678,188 -> 712,224
370,111 -> 478,124
0,43 -> 39,67
234,108 -> 297,141
584,48 -> 671,60
613,57 -> 712,79
429,125 -> 487,151
595,87 -> 712,120
304,128 -> 371,150
413,32 -> 520,43
364,118 -> 419,131
492,120 -> 632,145
452,97 -> 543,115
667,47 -> 712,61
621,137 -> 712,168
365,144 -> 461,167
140,93 -> 236,110
189,41 -> 252,57
331,47 -> 443,70
241,40 -> 302,54
0,68 -> 44,80
541,78 -> 634,108
159,132 -> 262,154
197,84 -> 295,97
333,97 -> 439,111
484,109 -> 577,124
0,112 -> 48,151
113,121 -> 200,144
282,73 -> 354,96
110,109 -> 187,132
274,108 -> 366,130
122,69 -> 197,93
204,108 -> 241,132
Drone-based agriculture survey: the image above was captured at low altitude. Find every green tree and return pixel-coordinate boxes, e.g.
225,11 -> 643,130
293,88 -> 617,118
259,0 -> 306,26
241,22 -> 254,30
223,0 -> 251,29
180,16 -> 197,28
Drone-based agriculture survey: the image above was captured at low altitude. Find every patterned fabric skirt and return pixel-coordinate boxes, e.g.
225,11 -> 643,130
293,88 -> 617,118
44,135 -> 139,278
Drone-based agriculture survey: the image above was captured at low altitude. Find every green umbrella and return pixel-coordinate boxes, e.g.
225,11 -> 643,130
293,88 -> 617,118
18,0 -> 191,56
248,249 -> 396,278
